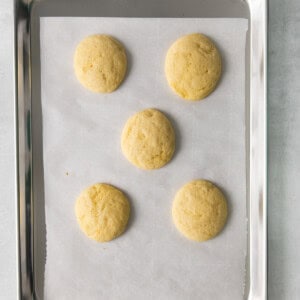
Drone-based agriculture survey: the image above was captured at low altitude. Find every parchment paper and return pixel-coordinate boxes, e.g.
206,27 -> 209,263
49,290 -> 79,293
40,18 -> 248,300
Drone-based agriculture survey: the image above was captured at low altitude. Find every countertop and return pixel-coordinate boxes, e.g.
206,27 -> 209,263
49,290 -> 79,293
0,0 -> 299,299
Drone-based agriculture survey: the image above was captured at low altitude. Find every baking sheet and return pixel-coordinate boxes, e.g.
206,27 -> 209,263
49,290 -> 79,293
40,17 -> 248,299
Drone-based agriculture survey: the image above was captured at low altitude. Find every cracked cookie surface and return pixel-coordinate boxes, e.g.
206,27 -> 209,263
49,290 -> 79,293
74,34 -> 127,93
75,183 -> 130,242
172,180 -> 227,241
121,108 -> 175,170
165,33 -> 222,100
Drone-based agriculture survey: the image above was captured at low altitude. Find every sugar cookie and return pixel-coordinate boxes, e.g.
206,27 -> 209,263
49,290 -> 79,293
75,183 -> 130,242
172,180 -> 227,241
121,108 -> 175,170
74,34 -> 127,93
165,33 -> 222,100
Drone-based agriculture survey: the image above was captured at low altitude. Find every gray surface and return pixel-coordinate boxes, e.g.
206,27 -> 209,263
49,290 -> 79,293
0,0 -> 299,299
268,0 -> 300,299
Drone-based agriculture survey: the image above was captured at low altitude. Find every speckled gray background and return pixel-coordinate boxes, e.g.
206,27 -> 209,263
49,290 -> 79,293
268,0 -> 300,298
0,0 -> 299,298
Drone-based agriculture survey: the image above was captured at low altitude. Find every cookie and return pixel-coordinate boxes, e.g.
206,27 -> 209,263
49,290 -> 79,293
75,183 -> 130,242
165,33 -> 222,100
74,34 -> 127,93
172,180 -> 227,241
121,108 -> 175,170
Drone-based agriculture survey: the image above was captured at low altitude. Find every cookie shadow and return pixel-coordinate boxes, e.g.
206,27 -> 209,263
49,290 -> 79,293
120,189 -> 136,237
158,109 -> 182,163
210,36 -> 227,90
214,182 -> 232,235
112,36 -> 133,90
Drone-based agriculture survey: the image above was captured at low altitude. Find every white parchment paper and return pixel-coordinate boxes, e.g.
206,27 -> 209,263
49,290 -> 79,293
41,18 -> 248,300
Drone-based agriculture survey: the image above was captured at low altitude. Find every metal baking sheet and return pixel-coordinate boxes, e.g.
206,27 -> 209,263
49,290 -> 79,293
14,0 -> 267,299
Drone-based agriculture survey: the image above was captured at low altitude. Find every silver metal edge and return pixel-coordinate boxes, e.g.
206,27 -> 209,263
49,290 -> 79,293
14,0 -> 268,299
247,0 -> 268,299
14,0 -> 35,299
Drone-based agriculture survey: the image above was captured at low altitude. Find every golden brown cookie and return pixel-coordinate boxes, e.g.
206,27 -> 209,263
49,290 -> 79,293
121,108 -> 175,170
165,33 -> 222,100
74,34 -> 127,93
172,180 -> 227,241
75,183 -> 130,242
